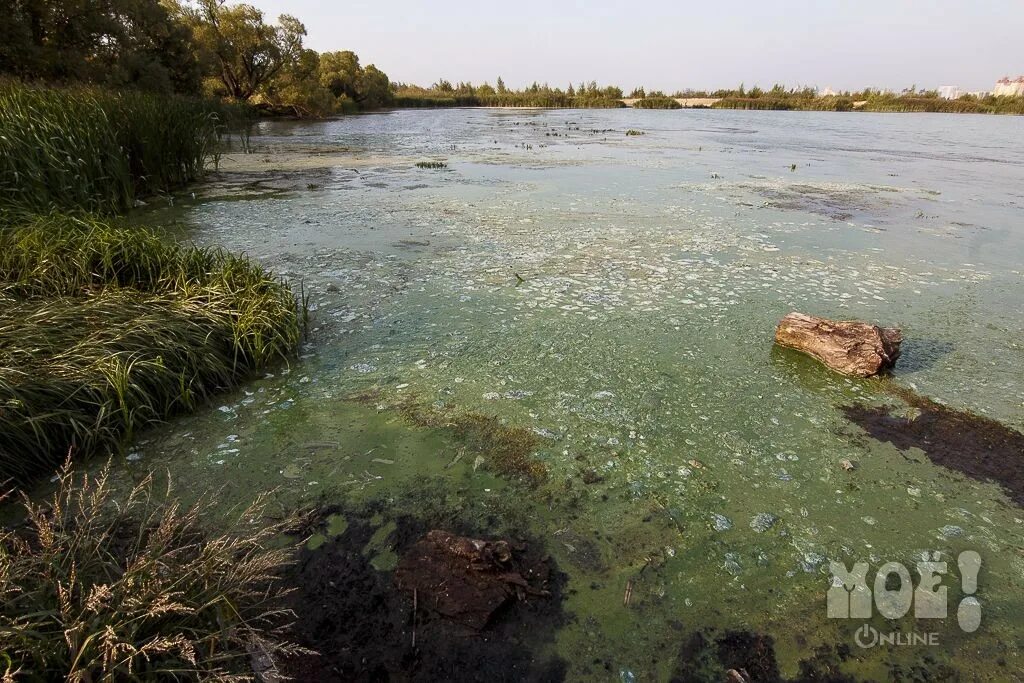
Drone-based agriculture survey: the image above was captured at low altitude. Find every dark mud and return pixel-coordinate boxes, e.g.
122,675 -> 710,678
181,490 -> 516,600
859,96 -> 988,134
751,182 -> 897,222
669,628 -> 964,682
279,497 -> 567,682
668,629 -> 859,683
841,385 -> 1024,506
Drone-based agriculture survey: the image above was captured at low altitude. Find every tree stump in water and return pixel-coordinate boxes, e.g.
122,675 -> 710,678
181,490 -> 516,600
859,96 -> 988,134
774,312 -> 902,377
394,530 -> 550,630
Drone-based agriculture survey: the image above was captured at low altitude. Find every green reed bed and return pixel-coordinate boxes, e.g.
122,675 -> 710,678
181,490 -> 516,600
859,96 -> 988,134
0,82 -> 230,216
632,97 -> 681,109
0,216 -> 304,485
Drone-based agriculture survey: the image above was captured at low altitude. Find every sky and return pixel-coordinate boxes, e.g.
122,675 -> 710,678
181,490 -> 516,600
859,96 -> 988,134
243,0 -> 1022,93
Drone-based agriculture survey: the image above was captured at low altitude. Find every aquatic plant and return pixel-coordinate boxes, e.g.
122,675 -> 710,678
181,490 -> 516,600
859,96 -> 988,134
0,215 -> 304,484
0,82 -> 231,216
0,460 -> 304,680
352,394 -> 549,486
415,161 -> 448,169
632,97 -> 681,109
625,129 -> 645,136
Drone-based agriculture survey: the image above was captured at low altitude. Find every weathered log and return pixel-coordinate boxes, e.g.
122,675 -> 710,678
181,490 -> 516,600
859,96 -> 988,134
774,312 -> 902,377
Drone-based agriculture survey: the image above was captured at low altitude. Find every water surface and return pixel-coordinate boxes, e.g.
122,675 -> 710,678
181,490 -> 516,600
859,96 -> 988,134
136,109 -> 1024,680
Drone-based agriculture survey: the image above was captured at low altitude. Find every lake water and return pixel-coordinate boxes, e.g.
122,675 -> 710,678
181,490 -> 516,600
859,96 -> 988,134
136,108 -> 1023,680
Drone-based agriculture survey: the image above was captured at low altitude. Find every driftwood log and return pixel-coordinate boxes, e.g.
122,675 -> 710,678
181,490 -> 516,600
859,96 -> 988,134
774,312 -> 902,377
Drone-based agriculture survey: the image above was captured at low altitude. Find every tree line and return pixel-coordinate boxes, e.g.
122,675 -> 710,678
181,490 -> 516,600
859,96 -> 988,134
0,0 -> 391,115
1,2 -> 1020,117
393,80 -> 627,108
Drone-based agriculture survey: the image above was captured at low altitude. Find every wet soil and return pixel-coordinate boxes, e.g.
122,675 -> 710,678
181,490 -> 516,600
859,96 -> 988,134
279,500 -> 568,682
667,628 -> 964,682
841,384 -> 1024,506
668,629 -> 858,682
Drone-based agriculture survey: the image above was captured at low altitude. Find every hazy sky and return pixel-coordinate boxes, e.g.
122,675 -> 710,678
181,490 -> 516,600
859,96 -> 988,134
244,0 -> 1021,92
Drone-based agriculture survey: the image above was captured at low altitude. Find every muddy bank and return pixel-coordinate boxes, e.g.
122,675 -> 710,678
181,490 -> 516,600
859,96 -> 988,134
279,497 -> 567,682
670,629 -> 854,682
841,384 -> 1024,506
668,627 -> 966,683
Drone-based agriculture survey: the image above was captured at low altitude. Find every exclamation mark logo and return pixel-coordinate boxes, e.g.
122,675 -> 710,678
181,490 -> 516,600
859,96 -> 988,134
957,551 -> 982,633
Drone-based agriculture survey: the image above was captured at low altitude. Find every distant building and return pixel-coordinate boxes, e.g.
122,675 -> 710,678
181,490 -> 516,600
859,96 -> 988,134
938,85 -> 962,100
994,76 -> 1024,97
819,87 -> 837,97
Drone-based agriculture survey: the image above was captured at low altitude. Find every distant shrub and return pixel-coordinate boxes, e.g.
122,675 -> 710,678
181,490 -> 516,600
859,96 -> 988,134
633,97 -> 681,109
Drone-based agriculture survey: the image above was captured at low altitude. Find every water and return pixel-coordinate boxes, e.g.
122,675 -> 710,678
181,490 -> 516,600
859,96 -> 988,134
135,109 -> 1023,679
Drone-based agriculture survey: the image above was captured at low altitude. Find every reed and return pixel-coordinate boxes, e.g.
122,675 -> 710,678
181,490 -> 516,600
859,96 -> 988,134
632,97 -> 681,109
0,215 -> 304,484
0,461 -> 305,680
0,81 -> 230,216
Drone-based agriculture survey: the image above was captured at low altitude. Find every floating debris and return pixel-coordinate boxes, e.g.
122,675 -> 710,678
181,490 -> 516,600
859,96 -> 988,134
711,514 -> 733,532
350,363 -> 377,373
749,513 -> 778,533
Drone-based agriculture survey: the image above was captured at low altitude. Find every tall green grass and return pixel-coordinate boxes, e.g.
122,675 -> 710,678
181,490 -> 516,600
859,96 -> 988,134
0,215 -> 304,484
0,82 -> 229,216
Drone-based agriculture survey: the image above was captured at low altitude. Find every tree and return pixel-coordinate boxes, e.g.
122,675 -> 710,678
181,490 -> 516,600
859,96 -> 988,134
318,50 -> 362,99
1,0 -> 201,94
186,0 -> 306,101
496,76 -> 506,94
315,51 -> 391,109
267,48 -> 334,115
359,64 -> 392,108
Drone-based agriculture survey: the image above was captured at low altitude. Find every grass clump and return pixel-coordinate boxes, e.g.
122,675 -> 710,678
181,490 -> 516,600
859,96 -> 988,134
625,129 -> 645,136
414,161 -> 447,169
0,81 -> 231,216
0,461 -> 304,681
0,215 -> 304,485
